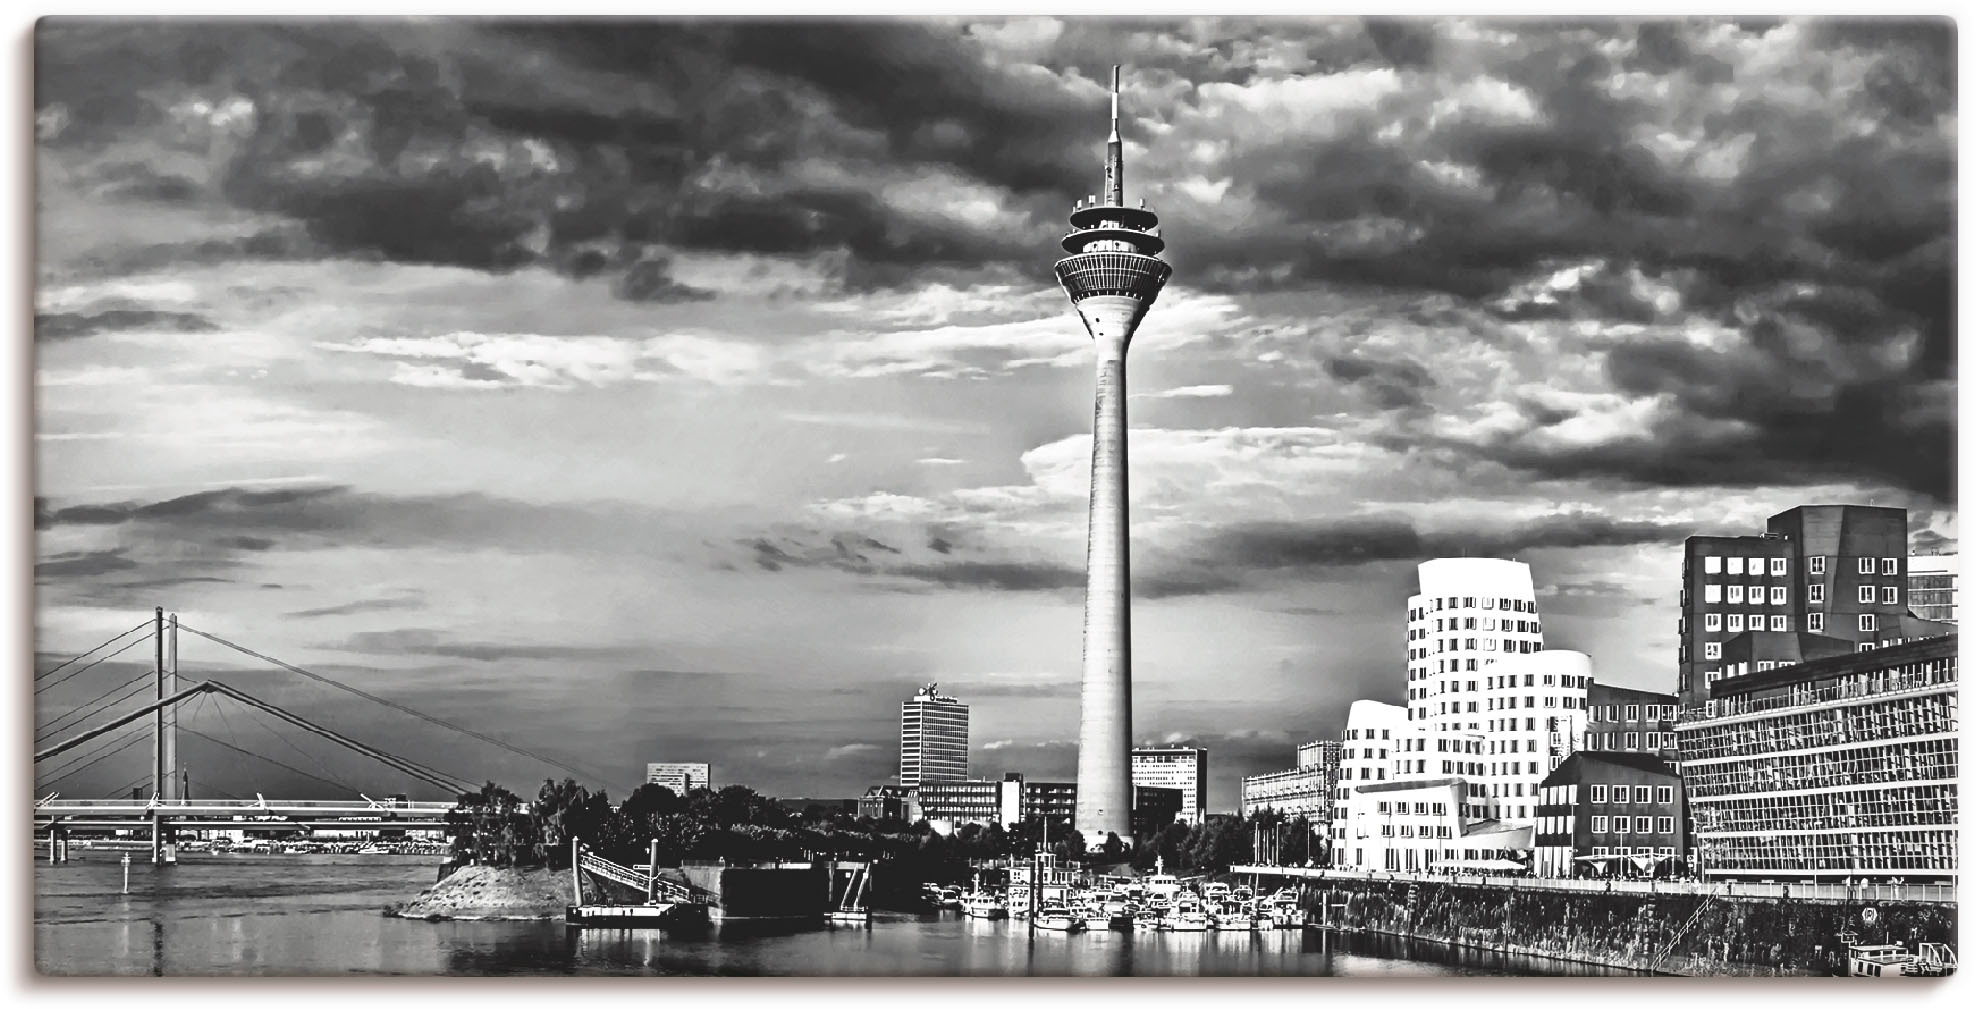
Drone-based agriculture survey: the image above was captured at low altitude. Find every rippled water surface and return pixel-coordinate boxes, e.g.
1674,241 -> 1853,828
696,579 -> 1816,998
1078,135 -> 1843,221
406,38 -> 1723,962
36,853 -> 1633,977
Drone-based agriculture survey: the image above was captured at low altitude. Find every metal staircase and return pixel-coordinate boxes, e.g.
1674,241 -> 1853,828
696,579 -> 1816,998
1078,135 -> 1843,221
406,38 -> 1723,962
1648,894 -> 1717,971
577,849 -> 711,905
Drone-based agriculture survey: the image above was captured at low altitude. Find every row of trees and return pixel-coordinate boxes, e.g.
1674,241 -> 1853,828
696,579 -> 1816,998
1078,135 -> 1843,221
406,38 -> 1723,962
443,779 -> 1325,880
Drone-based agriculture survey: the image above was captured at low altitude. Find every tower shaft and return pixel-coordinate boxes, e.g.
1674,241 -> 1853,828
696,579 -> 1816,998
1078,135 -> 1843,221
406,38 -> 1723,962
1054,65 -> 1169,849
1073,304 -> 1138,846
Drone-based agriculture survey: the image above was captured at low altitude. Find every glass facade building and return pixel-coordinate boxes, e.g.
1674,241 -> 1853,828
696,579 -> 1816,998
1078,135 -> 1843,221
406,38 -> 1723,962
1677,634 -> 1957,881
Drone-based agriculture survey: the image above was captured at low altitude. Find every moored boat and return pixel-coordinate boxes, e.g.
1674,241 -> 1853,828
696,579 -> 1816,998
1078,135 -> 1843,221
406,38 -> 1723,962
1033,902 -> 1084,932
1847,944 -> 1917,978
963,892 -> 1007,919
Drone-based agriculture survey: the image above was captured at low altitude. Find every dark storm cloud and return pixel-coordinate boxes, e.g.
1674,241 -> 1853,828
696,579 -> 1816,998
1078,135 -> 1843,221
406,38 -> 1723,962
35,18 -> 1076,294
1910,529 -> 1956,554
1186,512 -> 1696,579
334,628 -> 647,663
285,594 -> 425,619
34,309 -> 218,341
35,483 -> 692,611
1322,354 -> 1437,409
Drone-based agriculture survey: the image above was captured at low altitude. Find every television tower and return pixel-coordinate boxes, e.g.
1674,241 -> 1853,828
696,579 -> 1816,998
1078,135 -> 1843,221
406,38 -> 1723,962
1054,66 -> 1171,848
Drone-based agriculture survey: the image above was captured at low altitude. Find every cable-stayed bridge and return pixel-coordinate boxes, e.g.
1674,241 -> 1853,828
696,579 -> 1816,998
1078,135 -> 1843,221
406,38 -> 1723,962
34,608 -> 613,863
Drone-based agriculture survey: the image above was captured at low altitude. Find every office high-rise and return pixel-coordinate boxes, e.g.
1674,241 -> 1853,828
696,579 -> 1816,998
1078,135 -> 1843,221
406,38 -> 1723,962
899,683 -> 968,788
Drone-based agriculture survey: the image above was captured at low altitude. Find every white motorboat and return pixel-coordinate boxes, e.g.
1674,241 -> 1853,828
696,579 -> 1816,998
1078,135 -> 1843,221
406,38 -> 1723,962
963,892 -> 1007,919
1847,943 -> 1916,978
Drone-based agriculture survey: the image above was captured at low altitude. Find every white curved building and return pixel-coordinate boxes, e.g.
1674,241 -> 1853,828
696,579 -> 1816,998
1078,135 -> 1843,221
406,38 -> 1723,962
1405,559 -> 1591,824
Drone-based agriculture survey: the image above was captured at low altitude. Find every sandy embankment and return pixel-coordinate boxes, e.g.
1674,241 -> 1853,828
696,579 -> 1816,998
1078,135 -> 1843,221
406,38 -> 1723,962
389,865 -> 573,920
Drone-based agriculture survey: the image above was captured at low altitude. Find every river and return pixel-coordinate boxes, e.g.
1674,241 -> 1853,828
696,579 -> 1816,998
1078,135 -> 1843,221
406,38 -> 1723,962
35,852 -> 1637,977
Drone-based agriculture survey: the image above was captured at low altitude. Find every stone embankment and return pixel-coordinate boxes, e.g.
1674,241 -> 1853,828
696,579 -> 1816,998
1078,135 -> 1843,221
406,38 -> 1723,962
1308,876 -> 1956,976
389,865 -> 571,920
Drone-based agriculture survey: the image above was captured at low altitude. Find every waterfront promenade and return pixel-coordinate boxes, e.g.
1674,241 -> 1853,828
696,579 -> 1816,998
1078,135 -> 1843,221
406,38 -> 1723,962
1230,865 -> 1956,905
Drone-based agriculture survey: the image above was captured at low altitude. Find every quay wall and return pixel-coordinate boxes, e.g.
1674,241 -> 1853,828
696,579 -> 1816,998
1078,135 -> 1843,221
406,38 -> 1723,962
1307,877 -> 1956,976
667,864 -> 828,919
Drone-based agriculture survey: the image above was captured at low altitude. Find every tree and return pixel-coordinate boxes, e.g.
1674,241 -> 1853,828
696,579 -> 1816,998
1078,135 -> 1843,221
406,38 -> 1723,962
1102,832 -> 1125,859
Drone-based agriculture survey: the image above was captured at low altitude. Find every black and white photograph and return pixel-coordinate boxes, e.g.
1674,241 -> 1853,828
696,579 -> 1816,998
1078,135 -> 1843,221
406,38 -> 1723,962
23,13 -> 1959,980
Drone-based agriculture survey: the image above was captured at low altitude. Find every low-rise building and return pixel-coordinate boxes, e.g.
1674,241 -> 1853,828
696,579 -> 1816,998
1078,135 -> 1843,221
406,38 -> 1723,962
1336,777 -> 1519,873
1240,739 -> 1341,820
915,778 -> 1020,832
857,784 -> 910,822
1533,752 -> 1686,879
1131,786 -> 1182,835
1678,634 -> 1956,882
1130,747 -> 1208,824
644,762 -> 712,795
1583,683 -> 1679,761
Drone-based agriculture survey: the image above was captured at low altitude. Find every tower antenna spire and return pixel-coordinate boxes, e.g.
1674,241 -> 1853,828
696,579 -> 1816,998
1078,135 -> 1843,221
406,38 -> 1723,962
1105,65 -> 1124,206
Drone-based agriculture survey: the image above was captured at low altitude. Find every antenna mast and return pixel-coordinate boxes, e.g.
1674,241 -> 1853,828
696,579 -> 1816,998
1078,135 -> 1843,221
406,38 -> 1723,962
1105,65 -> 1124,206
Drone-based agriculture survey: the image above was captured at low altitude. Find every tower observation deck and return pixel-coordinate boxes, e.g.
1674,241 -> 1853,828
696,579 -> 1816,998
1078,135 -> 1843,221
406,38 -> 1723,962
1057,66 -> 1171,849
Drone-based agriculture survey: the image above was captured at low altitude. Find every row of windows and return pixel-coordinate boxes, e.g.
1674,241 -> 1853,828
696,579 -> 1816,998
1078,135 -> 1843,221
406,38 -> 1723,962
1589,703 -> 1675,723
1679,737 -> 1957,799
1692,784 -> 1956,834
1591,846 -> 1675,857
1690,656 -> 1954,721
1701,584 -> 1789,605
1411,597 -> 1537,618
1698,612 -> 1879,659
1415,616 -> 1539,635
1699,829 -> 1954,873
1677,694 -> 1955,763
1584,730 -> 1677,751
1380,823 -> 1454,839
1700,555 -> 1788,576
1589,815 -> 1676,834
1589,784 -> 1676,804
1703,612 -> 1788,634
1344,728 -> 1392,741
1375,800 -> 1449,816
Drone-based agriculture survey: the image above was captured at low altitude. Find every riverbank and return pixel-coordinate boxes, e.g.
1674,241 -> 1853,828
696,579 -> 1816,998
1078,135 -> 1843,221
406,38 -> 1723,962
1306,876 -> 1954,977
389,865 -> 570,920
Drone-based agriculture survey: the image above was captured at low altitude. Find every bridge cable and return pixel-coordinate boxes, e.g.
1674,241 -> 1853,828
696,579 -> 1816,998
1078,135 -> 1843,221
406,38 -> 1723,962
180,624 -> 608,787
35,723 -> 150,793
208,681 -> 475,795
184,777 -> 245,802
179,725 -> 364,796
35,631 -> 155,696
36,673 -> 154,744
198,680 -> 476,794
36,718 -> 148,784
36,620 -> 151,680
217,692 -> 375,795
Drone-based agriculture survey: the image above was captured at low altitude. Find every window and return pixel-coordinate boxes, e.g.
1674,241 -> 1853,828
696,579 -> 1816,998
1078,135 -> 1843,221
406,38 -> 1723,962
1590,785 -> 1607,803
1770,586 -> 1786,605
1771,615 -> 1788,631
1656,786 -> 1673,804
1592,815 -> 1608,833
1612,788 -> 1629,806
1635,816 -> 1652,832
1624,704 -> 1640,721
1859,613 -> 1877,632
1750,612 -> 1764,630
1656,816 -> 1673,833
1727,614 -> 1744,633
1882,557 -> 1897,576
1612,816 -> 1628,834
1810,584 -> 1825,604
1728,585 -> 1745,604
1859,585 -> 1875,604
1704,584 -> 1722,603
1624,731 -> 1639,749
1809,613 -> 1825,632
1635,786 -> 1652,803
1704,642 -> 1721,660
1858,557 -> 1874,575
1810,556 -> 1826,575
1770,558 -> 1787,576
1882,586 -> 1898,605
1703,555 -> 1721,574
1704,613 -> 1721,631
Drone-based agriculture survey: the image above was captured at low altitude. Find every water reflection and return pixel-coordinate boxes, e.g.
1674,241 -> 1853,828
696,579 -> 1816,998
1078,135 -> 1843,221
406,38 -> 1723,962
38,857 -> 1630,977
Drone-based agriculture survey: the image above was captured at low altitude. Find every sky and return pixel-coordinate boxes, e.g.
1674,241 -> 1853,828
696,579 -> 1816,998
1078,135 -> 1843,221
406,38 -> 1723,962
29,16 -> 1956,814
